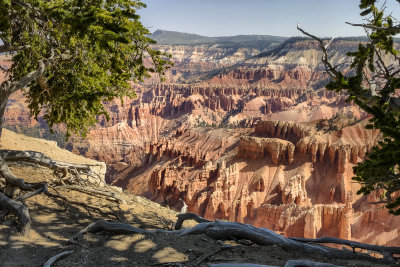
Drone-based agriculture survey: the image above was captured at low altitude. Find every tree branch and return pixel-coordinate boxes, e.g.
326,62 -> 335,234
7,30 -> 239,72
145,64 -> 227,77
0,191 -> 31,235
0,45 -> 31,54
290,236 -> 400,262
296,25 -> 340,79
346,22 -> 400,31
7,60 -> 46,93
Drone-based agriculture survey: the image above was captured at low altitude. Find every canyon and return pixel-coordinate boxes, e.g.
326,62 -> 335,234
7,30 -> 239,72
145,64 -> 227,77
2,31 -> 400,246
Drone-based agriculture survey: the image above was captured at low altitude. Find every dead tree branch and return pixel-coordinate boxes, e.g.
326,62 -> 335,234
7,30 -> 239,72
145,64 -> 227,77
0,192 -> 31,235
15,184 -> 47,202
290,236 -> 400,262
175,212 -> 211,230
0,156 -> 43,191
0,150 -> 93,177
69,219 -> 151,244
296,25 -> 340,79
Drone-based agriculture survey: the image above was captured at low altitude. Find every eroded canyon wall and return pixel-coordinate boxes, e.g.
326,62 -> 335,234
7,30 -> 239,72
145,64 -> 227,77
2,38 -> 400,246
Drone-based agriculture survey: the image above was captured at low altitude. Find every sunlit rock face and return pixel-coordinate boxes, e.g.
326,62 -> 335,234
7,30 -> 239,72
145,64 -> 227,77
3,39 -> 400,246
140,120 -> 400,246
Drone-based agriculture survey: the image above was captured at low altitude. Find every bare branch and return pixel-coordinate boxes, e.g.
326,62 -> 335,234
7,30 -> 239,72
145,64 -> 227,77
346,21 -> 400,31
15,186 -> 46,202
290,236 -> 400,262
297,25 -> 340,79
0,192 -> 31,235
174,212 -> 211,230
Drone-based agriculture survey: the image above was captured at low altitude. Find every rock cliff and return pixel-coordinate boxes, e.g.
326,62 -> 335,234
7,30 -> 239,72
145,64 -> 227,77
2,38 -> 399,246
140,121 -> 399,245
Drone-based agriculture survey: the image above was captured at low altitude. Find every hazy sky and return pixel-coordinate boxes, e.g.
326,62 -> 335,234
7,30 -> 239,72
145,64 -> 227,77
139,0 -> 400,37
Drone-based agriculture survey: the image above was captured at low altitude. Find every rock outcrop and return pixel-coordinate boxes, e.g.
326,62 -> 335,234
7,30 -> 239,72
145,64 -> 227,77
237,136 -> 295,164
3,38 -> 399,246
141,121 -> 399,245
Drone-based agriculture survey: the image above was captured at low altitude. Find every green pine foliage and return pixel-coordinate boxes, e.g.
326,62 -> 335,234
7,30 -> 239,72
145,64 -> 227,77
0,0 -> 171,137
326,0 -> 400,214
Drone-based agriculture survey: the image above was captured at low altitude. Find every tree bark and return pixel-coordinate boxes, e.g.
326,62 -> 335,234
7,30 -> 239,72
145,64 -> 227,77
0,191 -> 31,235
0,89 -> 11,139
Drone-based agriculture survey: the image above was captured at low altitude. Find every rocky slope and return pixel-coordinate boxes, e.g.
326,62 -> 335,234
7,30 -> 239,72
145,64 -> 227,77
109,119 -> 400,246
0,130 -> 384,267
3,36 -> 400,246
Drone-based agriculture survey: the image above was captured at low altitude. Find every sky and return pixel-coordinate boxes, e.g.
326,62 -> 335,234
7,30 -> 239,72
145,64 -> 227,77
139,0 -> 400,37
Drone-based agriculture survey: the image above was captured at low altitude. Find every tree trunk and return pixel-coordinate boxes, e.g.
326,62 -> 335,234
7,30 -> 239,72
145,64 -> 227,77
0,90 -> 11,139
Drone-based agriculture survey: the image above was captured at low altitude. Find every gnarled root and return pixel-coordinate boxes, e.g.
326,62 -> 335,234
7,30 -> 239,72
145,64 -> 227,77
175,212 -> 211,230
69,219 -> 150,244
0,150 -> 125,235
290,236 -> 400,262
0,150 -> 91,177
43,250 -> 73,267
70,214 -> 395,264
0,191 -> 31,235
0,156 -> 43,191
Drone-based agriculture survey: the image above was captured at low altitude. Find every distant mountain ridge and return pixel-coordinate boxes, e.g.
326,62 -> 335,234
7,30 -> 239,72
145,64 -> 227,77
151,29 -> 288,49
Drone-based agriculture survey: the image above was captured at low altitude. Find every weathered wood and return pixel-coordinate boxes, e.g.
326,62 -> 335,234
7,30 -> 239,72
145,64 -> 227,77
290,236 -> 400,262
16,185 -> 47,202
0,150 -> 96,178
0,191 -> 31,235
70,216 -> 390,264
0,157 -> 41,191
69,219 -> 186,244
56,185 -> 126,204
69,220 -> 150,244
175,212 -> 211,230
43,250 -> 73,267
